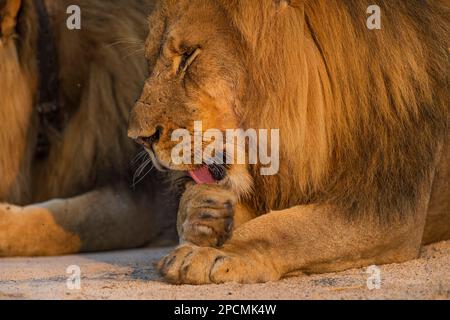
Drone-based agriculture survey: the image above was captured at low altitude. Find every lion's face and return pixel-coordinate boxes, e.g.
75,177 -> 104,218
128,0 -> 246,174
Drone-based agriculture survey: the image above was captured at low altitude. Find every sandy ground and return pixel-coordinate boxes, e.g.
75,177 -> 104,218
0,241 -> 449,300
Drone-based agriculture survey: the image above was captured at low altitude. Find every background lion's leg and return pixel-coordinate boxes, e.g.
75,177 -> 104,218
158,192 -> 432,284
0,203 -> 81,256
0,184 -> 177,257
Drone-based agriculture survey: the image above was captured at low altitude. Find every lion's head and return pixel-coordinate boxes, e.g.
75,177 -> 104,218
129,0 -> 449,216
128,0 -> 259,197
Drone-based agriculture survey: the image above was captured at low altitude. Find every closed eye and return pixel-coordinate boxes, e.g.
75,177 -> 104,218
178,47 -> 201,74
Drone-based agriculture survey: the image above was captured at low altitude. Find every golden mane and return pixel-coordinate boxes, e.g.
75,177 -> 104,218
0,0 -> 152,203
0,0 -> 37,204
219,0 -> 450,217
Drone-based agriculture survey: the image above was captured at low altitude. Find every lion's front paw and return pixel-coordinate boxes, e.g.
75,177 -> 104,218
178,184 -> 237,248
157,244 -> 279,285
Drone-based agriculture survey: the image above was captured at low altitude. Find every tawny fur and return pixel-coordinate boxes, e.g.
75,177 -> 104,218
0,0 -> 37,204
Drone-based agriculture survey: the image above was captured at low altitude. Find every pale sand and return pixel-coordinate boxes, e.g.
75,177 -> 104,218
0,241 -> 449,300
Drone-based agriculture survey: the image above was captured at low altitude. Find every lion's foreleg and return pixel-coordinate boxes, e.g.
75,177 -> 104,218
158,199 -> 430,284
176,184 -> 257,248
0,185 -> 173,257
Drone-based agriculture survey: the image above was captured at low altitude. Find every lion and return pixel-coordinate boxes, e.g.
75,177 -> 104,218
0,0 -> 177,257
128,0 -> 450,284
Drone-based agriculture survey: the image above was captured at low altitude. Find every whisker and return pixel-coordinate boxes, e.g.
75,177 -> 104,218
130,150 -> 149,172
104,37 -> 144,49
122,48 -> 145,60
132,149 -> 148,164
129,148 -> 155,188
135,158 -> 151,178
132,161 -> 155,188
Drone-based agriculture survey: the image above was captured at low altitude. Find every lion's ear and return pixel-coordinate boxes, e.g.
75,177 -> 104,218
0,0 -> 22,40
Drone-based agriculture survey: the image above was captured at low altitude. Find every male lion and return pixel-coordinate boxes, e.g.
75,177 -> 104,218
128,0 -> 450,284
0,0 -> 177,257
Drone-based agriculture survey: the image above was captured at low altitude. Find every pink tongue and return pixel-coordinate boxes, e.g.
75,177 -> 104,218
188,166 -> 216,184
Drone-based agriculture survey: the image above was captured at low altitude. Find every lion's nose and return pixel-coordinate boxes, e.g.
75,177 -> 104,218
135,126 -> 163,149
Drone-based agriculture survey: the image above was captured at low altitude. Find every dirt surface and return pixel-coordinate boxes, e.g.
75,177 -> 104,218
0,241 -> 449,300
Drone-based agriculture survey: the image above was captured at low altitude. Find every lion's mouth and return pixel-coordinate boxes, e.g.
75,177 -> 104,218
188,164 -> 227,184
146,146 -> 228,184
